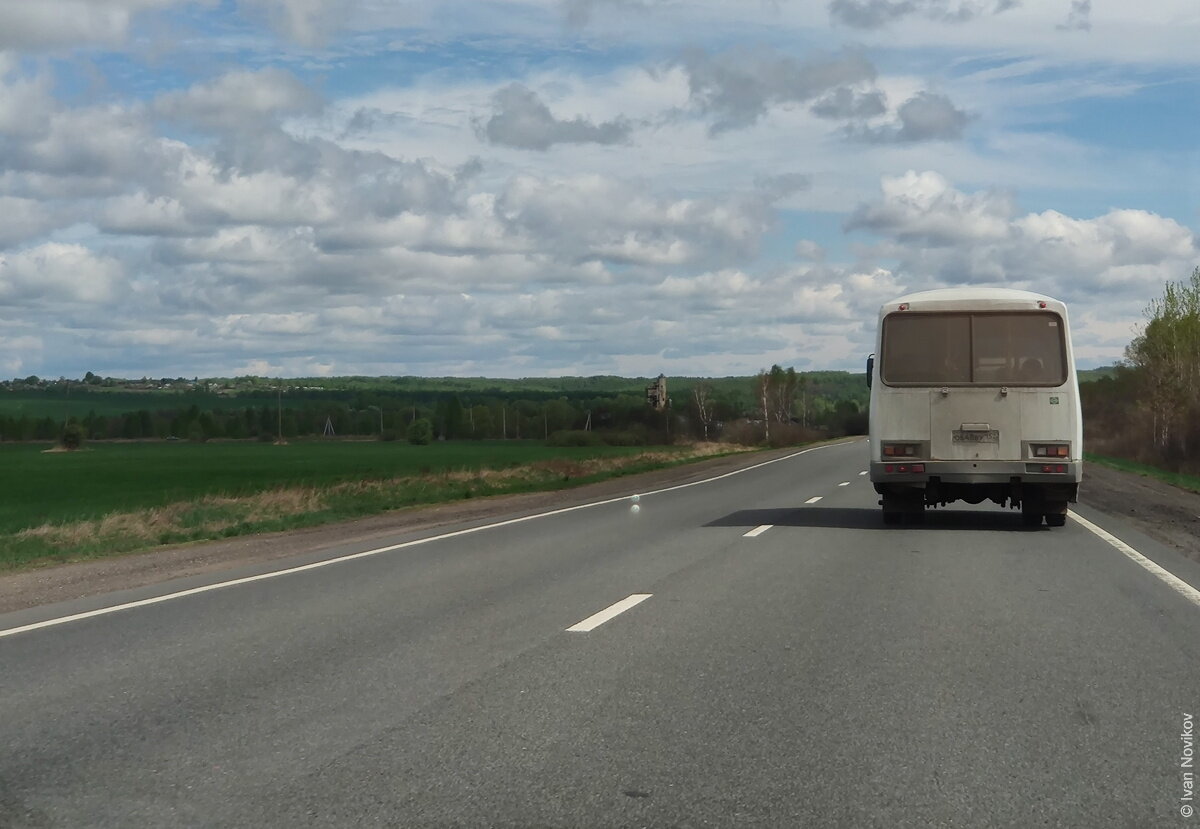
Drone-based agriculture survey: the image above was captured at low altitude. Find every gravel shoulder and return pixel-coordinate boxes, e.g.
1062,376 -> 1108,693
1079,461 -> 1200,557
3,442 -> 1197,616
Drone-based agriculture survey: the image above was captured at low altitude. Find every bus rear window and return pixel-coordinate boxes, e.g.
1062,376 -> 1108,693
881,312 -> 1066,386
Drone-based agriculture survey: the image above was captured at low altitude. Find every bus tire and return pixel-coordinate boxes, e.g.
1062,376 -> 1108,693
1021,510 -> 1043,527
1045,512 -> 1067,527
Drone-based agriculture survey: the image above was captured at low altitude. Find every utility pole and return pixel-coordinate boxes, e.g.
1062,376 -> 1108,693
277,384 -> 282,443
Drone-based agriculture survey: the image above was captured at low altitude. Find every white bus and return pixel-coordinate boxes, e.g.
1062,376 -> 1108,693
867,287 -> 1083,527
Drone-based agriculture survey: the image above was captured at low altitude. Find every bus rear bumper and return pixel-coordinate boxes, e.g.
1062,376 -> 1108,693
870,460 -> 1083,485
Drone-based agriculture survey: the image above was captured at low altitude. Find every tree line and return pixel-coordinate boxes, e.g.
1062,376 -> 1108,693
2,373 -> 867,446
1081,267 -> 1200,472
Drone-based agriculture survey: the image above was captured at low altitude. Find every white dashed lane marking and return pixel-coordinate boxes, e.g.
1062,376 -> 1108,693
566,594 -> 653,632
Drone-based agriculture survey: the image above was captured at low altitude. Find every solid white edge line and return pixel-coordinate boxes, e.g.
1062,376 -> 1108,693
566,593 -> 653,632
805,496 -> 823,504
0,441 -> 855,640
1070,511 -> 1200,610
744,525 -> 773,538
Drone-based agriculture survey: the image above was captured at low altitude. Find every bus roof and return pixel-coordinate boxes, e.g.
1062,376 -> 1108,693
880,287 -> 1067,318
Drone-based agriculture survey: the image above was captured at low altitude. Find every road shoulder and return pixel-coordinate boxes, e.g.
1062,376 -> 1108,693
1080,462 -> 1200,559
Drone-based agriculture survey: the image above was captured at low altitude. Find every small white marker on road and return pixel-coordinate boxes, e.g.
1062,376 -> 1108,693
805,496 -> 823,504
858,471 -> 868,476
566,594 -> 653,633
744,525 -> 773,538
838,481 -> 850,487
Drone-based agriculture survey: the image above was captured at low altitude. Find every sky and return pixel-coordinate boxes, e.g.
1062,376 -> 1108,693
0,0 -> 1197,379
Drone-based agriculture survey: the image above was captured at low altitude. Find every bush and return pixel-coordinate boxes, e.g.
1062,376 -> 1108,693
719,419 -> 761,445
407,418 -> 433,445
599,429 -> 646,446
60,422 -> 85,450
547,430 -> 604,447
719,419 -> 821,447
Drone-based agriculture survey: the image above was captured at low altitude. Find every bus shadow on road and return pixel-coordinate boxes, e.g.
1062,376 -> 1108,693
706,507 -> 1038,532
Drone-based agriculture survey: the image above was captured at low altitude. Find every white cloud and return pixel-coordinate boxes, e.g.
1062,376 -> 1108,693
217,312 -> 320,337
0,58 -> 55,137
1058,0 -> 1091,32
165,153 -> 340,227
3,103 -> 172,190
0,334 -> 41,374
155,68 -> 322,132
848,171 -> 1199,303
828,0 -> 1018,30
0,243 -> 123,304
861,91 -> 971,142
477,84 -> 632,150
493,173 -> 776,266
0,197 -> 56,248
681,46 -> 877,133
846,170 -> 1014,244
236,0 -> 346,46
0,0 -> 197,50
97,193 -> 193,237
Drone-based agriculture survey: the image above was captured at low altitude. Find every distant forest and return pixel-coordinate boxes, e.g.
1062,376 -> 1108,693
0,370 -> 872,446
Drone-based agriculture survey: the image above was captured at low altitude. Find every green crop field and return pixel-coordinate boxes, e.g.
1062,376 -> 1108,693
0,440 -> 659,535
0,438 -> 742,570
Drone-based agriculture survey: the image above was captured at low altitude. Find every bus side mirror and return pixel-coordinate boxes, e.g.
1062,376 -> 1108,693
866,354 -> 874,388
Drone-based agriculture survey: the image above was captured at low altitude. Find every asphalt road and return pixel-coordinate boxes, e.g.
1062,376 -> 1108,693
3,439 -> 1200,828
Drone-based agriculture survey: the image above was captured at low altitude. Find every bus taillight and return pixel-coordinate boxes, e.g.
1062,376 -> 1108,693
1031,444 -> 1069,458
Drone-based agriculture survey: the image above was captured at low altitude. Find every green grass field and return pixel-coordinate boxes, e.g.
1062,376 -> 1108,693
0,439 -> 732,569
0,440 -> 661,534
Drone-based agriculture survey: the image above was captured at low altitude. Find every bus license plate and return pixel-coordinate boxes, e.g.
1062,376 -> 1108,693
953,429 -> 999,443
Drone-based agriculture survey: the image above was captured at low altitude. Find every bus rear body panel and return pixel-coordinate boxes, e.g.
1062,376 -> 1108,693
867,288 -> 1083,526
